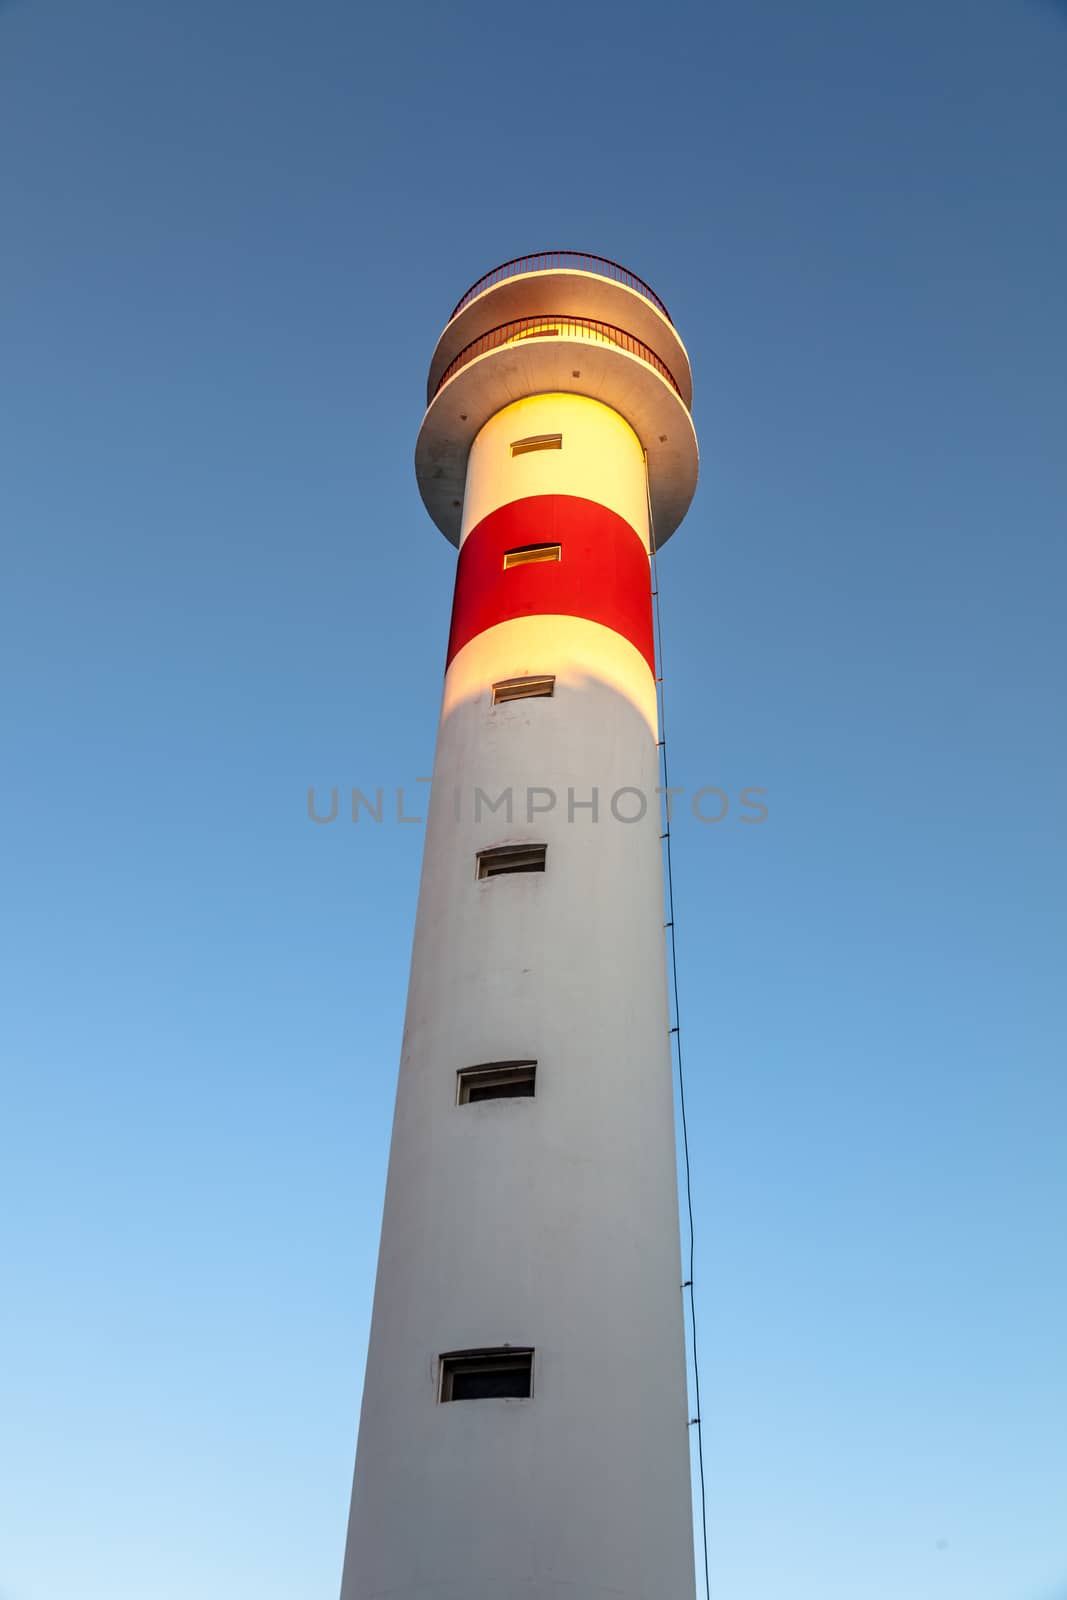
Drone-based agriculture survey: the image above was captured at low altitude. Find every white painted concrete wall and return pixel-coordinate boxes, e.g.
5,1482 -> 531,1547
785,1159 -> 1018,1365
341,395 -> 695,1600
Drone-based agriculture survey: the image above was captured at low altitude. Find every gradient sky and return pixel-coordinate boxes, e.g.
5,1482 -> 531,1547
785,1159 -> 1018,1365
2,2 -> 1065,1598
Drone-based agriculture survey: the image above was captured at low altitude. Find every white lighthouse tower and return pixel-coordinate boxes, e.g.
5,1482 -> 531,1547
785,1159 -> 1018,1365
340,253 -> 700,1600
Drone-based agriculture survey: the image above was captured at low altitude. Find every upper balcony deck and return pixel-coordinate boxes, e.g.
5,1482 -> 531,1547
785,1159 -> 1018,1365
449,253 -> 674,324
427,255 -> 692,411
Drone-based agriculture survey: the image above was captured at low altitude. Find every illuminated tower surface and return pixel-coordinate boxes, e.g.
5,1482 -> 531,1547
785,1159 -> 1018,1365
340,253 -> 700,1600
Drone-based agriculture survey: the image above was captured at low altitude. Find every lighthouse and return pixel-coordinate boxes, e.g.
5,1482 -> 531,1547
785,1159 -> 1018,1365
340,253 -> 700,1600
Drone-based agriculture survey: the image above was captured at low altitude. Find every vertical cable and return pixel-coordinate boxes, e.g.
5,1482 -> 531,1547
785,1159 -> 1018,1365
646,457 -> 711,1600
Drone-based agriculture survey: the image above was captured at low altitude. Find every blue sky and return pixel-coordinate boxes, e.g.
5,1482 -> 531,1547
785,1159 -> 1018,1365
1,1 -> 1065,1597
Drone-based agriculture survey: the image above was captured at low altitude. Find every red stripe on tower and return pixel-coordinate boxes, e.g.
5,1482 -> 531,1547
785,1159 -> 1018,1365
446,494 -> 655,672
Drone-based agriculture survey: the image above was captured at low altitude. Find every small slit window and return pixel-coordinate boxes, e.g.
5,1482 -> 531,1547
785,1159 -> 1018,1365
457,1061 -> 537,1104
492,675 -> 555,705
510,434 -> 563,457
440,1348 -> 533,1402
503,544 -> 561,570
476,844 -> 547,879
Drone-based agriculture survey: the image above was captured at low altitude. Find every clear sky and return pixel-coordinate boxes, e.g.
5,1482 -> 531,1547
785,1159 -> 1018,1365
1,1 -> 1065,1597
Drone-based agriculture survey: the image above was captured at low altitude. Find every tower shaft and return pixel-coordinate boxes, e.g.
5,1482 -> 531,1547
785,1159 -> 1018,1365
341,258 -> 700,1600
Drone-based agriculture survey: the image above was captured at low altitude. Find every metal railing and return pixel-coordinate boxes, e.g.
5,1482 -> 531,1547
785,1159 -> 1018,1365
449,253 -> 673,323
433,314 -> 682,398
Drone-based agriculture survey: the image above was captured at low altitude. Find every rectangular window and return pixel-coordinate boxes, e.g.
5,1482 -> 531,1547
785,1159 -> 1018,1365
476,844 -> 547,879
439,1348 -> 534,1402
457,1061 -> 537,1104
492,675 -> 555,706
510,434 -> 563,457
503,544 -> 561,570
